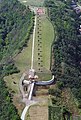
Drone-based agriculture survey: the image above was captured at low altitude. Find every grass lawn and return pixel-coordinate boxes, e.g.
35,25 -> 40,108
15,36 -> 32,72
41,17 -> 54,70
19,0 -> 45,6
34,13 -> 54,77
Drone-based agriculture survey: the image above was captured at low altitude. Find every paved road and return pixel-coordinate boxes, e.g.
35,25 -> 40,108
20,80 -> 36,120
28,82 -> 35,100
21,100 -> 37,120
31,15 -> 37,69
21,106 -> 29,120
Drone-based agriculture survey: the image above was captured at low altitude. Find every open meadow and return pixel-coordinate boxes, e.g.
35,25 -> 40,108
19,0 -> 45,6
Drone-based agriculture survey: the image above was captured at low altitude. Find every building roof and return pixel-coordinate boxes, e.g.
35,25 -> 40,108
37,8 -> 45,15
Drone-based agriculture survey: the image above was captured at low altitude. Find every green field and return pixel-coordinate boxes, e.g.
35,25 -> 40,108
19,0 -> 45,6
42,17 -> 54,70
33,13 -> 54,75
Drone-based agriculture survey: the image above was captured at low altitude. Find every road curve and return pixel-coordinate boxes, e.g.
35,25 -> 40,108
20,82 -> 36,120
21,106 -> 29,120
21,100 -> 37,120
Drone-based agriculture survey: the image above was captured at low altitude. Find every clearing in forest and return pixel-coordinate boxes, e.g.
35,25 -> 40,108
4,7 -> 54,117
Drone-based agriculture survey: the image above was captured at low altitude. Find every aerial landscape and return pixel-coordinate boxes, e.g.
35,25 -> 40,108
1,0 -> 81,120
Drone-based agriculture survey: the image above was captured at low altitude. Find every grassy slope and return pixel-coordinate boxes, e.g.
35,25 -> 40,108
34,13 -> 54,76
42,17 -> 54,70
4,11 -> 54,92
19,0 -> 45,6
4,8 -> 54,119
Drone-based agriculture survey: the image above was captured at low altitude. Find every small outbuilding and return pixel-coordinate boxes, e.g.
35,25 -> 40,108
37,8 -> 45,15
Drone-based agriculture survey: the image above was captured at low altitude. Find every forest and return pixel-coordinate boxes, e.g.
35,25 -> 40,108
0,0 -> 33,62
45,0 -> 81,108
0,0 -> 33,119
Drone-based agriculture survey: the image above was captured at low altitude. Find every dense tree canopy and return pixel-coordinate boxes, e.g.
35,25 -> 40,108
46,0 -> 81,105
0,0 -> 33,62
0,0 -> 33,119
0,76 -> 20,120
